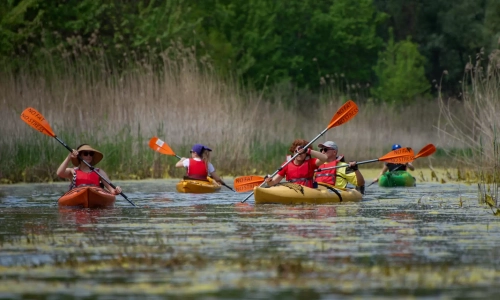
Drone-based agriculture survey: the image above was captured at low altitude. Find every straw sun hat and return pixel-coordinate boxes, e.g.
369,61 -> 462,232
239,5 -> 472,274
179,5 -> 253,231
71,144 -> 104,166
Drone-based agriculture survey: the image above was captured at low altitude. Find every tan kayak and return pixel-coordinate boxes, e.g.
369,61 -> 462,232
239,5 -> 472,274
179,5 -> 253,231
254,182 -> 362,204
58,186 -> 116,208
176,177 -> 221,193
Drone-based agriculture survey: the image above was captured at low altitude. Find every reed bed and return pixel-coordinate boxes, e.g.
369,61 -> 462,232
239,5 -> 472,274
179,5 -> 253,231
0,48 -> 460,183
437,49 -> 500,206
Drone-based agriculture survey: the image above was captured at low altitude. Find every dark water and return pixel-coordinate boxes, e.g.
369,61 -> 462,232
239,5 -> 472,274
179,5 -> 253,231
1,180 -> 499,299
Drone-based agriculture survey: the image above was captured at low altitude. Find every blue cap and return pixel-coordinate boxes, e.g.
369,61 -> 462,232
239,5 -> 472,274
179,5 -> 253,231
191,144 -> 212,156
392,144 -> 402,150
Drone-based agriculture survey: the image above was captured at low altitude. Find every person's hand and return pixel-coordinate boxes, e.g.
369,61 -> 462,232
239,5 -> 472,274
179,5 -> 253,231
296,146 -> 310,155
264,175 -> 273,185
114,186 -> 122,195
70,149 -> 78,159
372,177 -> 379,183
348,161 -> 358,171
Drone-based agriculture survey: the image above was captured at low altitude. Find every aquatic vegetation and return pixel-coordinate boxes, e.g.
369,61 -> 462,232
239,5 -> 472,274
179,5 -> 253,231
1,181 -> 500,297
438,49 -> 500,209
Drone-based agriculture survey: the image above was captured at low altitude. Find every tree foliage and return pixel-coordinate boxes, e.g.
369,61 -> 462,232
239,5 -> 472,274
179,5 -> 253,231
0,0 -> 498,100
374,0 -> 493,94
372,29 -> 430,104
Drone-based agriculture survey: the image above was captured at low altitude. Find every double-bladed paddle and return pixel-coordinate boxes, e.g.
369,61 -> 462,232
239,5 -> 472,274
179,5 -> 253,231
148,137 -> 236,192
20,107 -> 136,207
240,100 -> 359,202
367,143 -> 437,187
314,147 -> 415,172
233,147 -> 415,193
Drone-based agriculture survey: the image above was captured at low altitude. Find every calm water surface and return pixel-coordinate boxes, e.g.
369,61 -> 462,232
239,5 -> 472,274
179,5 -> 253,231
0,179 -> 499,299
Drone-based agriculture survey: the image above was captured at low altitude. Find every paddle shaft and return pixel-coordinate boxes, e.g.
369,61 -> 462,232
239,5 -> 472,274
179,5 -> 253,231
315,158 -> 380,172
366,181 -> 377,188
220,181 -> 236,192
54,136 -> 136,207
389,164 -> 404,172
241,126 -> 331,203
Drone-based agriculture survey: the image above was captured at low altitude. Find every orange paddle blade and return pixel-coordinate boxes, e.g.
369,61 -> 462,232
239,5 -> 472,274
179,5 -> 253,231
327,100 -> 359,129
20,107 -> 56,137
235,182 -> 263,193
234,175 -> 265,186
148,137 -> 176,156
234,176 -> 265,193
378,147 -> 415,164
415,144 -> 436,159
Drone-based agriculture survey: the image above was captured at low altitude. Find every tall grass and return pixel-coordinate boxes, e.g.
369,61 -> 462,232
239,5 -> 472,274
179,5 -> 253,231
437,49 -> 500,206
0,46 -> 459,183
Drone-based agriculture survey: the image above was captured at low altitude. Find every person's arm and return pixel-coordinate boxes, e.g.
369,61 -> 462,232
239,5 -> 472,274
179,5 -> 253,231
309,149 -> 327,162
175,157 -> 187,168
406,162 -> 415,171
56,149 -> 78,179
209,171 -> 224,185
98,170 -> 122,195
206,163 -> 224,185
297,147 -> 327,164
348,161 -> 365,186
355,171 -> 365,186
316,157 -> 323,167
264,174 -> 284,186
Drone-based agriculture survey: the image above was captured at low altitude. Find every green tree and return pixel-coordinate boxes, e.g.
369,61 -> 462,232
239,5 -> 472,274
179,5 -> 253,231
484,0 -> 500,50
0,0 -> 39,57
375,0 -> 491,95
194,0 -> 386,89
372,30 -> 430,104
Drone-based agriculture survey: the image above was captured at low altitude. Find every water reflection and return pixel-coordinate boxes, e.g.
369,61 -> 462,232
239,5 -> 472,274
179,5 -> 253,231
1,180 -> 500,298
58,207 -> 114,232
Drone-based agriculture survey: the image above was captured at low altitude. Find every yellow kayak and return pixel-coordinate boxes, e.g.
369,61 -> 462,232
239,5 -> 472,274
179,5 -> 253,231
175,177 -> 221,193
254,182 -> 362,204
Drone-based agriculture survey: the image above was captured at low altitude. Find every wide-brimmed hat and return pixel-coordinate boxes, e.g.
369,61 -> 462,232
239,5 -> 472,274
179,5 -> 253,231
191,144 -> 212,157
71,144 -> 104,166
318,141 -> 338,151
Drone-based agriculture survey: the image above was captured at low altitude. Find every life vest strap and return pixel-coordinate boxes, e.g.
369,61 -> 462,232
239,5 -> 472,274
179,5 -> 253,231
288,177 -> 314,184
315,174 -> 335,177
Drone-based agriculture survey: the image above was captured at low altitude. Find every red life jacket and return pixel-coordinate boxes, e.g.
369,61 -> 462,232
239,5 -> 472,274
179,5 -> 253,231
279,157 -> 318,188
74,168 -> 100,187
187,159 -> 208,179
315,156 -> 344,185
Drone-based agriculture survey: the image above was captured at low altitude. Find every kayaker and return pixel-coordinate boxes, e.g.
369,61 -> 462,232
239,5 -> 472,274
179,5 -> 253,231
56,144 -> 122,195
175,143 -> 227,186
314,141 -> 365,192
264,139 -> 327,188
373,144 -> 415,183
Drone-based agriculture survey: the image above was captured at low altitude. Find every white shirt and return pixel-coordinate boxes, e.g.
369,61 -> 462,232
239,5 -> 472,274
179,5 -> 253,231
182,158 -> 215,174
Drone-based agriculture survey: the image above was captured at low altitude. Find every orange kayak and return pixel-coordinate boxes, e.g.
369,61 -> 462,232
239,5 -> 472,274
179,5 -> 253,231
58,186 -> 116,208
